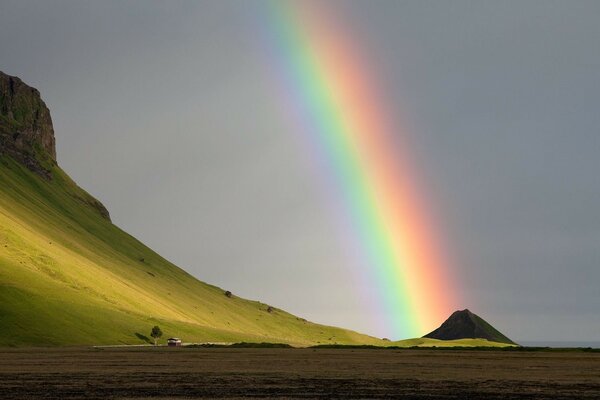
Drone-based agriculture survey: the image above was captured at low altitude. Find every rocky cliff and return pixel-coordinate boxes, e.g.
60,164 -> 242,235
0,71 -> 110,220
0,71 -> 57,179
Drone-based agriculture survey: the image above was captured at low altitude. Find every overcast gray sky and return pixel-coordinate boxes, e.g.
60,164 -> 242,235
1,0 -> 598,342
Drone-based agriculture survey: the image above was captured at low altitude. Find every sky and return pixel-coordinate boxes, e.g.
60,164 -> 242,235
0,0 -> 598,342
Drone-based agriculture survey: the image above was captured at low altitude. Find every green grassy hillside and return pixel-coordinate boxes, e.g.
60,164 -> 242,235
0,70 -> 515,348
0,156 -> 517,348
0,156 -> 396,346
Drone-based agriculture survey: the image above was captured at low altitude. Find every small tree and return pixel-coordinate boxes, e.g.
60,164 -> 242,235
150,325 -> 163,346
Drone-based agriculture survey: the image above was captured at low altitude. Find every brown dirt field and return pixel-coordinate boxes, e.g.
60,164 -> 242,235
0,347 -> 599,399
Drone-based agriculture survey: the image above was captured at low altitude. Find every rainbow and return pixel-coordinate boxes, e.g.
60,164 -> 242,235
262,0 -> 459,339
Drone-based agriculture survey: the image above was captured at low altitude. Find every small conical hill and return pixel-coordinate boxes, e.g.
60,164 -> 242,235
423,309 -> 516,345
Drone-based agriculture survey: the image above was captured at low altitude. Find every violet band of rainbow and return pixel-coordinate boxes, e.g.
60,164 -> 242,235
263,0 -> 459,338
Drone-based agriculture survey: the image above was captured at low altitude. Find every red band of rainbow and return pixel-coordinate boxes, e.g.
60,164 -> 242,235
263,0 -> 460,338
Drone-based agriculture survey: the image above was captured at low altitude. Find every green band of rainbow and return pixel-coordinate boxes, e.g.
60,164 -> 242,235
264,0 -> 459,338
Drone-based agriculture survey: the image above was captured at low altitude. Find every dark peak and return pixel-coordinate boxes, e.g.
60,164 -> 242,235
0,70 -> 56,179
450,309 -> 476,321
454,309 -> 473,315
424,309 -> 516,345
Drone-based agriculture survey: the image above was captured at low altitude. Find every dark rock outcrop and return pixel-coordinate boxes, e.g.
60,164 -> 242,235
0,71 -> 56,179
0,71 -> 110,221
423,309 -> 516,345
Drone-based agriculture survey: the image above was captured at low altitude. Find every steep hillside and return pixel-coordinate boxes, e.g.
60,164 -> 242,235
0,72 -> 514,348
0,71 -> 384,346
423,309 -> 517,345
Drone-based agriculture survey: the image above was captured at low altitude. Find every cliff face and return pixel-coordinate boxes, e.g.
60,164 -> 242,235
0,71 -> 110,220
0,71 -> 56,179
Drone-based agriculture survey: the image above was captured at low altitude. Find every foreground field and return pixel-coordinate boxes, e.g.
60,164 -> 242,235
1,347 -> 598,399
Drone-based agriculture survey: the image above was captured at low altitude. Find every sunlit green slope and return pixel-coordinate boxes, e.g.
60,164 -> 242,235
0,156 -> 517,348
0,71 -> 514,348
0,156 -> 395,346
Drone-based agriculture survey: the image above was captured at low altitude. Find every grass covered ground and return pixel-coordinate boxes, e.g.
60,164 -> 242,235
0,156 -> 387,346
0,156 -> 515,347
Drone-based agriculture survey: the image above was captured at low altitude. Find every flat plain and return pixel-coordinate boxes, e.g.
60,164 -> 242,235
1,347 -> 599,399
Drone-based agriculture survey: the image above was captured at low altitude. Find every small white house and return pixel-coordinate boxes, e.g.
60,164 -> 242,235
167,337 -> 182,347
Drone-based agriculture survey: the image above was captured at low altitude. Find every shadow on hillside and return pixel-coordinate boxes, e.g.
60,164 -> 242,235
135,333 -> 151,343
